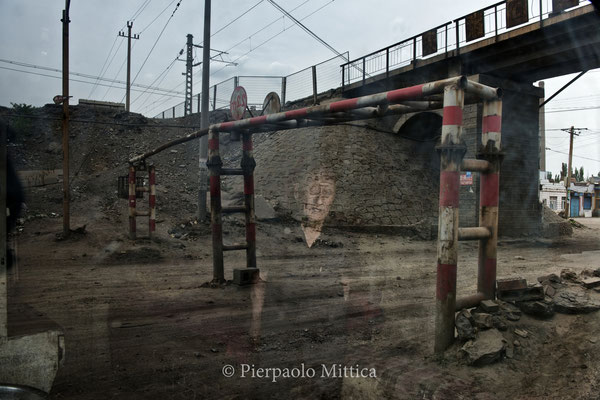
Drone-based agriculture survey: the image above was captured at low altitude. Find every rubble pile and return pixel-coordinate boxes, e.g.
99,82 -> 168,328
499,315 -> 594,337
454,268 -> 600,366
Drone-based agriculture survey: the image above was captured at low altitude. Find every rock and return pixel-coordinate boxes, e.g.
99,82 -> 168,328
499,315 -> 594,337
497,277 -> 527,291
514,256 -> 525,260
537,273 -> 561,284
499,301 -> 522,321
514,328 -> 529,338
582,277 -> 600,289
544,285 -> 557,297
554,290 -> 600,314
473,313 -> 494,329
517,300 -> 555,318
594,268 -> 600,278
455,310 -> 476,341
513,340 -> 521,347
505,346 -> 514,359
461,329 -> 505,366
480,300 -> 499,313
492,316 -> 507,331
560,268 -> 578,282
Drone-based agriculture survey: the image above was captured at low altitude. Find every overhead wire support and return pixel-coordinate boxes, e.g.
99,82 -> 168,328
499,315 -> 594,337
119,21 -> 140,111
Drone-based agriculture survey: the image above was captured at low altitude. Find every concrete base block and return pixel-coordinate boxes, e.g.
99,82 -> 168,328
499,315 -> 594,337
0,330 -> 64,393
233,268 -> 260,286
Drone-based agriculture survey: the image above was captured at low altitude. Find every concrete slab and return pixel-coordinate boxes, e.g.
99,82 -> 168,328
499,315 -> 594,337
0,330 -> 65,393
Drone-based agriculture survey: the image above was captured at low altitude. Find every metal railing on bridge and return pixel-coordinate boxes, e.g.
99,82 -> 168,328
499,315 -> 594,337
341,0 -> 591,88
153,53 -> 348,119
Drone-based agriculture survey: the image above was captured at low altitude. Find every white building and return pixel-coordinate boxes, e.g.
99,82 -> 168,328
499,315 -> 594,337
540,180 -> 567,212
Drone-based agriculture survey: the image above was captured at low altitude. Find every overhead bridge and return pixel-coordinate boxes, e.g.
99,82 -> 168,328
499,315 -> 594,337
342,1 -> 599,96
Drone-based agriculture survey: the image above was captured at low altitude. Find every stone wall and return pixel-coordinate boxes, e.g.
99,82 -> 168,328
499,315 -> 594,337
247,86 -> 541,237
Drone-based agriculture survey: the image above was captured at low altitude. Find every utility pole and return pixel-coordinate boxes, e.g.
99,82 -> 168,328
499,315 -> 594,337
538,81 -> 546,172
119,21 -> 139,112
61,0 -> 71,236
184,34 -> 194,116
563,126 -> 584,218
198,0 -> 211,221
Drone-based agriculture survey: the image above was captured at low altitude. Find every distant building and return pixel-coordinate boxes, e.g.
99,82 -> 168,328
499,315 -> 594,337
591,176 -> 600,217
539,172 -> 567,212
568,181 -> 595,218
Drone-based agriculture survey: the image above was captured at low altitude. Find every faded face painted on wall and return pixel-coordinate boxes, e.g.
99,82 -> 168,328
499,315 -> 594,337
298,169 -> 335,247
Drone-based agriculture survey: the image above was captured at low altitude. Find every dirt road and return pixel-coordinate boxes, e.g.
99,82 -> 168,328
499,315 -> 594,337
6,208 -> 600,399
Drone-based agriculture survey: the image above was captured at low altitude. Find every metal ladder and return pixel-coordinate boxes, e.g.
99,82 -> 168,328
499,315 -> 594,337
207,129 -> 257,283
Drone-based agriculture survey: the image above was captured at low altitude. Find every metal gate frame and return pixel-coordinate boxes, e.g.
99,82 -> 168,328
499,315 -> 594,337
128,75 -> 503,353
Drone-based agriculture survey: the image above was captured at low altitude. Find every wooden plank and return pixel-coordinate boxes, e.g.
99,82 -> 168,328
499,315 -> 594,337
507,0 -> 529,28
466,10 -> 485,42
422,29 -> 438,57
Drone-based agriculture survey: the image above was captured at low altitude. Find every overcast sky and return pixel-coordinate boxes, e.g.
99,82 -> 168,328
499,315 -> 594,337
0,0 -> 598,176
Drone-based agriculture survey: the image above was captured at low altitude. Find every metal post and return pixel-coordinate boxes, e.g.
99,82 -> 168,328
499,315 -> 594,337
312,65 -> 318,105
172,106 -> 175,118
341,65 -> 345,92
242,133 -> 257,269
213,85 -> 217,111
478,99 -> 502,300
149,165 -> 156,239
162,111 -> 165,119
198,0 -> 211,222
413,37 -> 417,61
435,82 -> 466,354
494,6 -> 498,38
198,93 -> 201,114
208,129 -> 224,283
0,122 -> 7,339
234,76 -> 239,89
362,58 -> 366,85
539,0 -> 543,22
128,164 -> 136,239
445,24 -> 448,54
185,34 -> 193,116
61,4 -> 70,236
455,20 -> 460,54
281,77 -> 287,106
386,48 -> 390,78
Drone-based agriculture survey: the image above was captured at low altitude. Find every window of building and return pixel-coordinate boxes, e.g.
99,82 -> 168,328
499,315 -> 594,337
549,196 -> 557,210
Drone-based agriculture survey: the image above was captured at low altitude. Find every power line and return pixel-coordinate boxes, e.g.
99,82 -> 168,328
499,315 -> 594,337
209,0 -> 334,79
124,0 -> 184,102
546,147 -> 600,162
266,0 -> 346,61
201,0 -> 265,45
0,58 -> 183,96
3,113 -> 202,129
139,0 -> 177,34
88,34 -> 120,98
0,66 -> 185,99
131,52 -> 182,107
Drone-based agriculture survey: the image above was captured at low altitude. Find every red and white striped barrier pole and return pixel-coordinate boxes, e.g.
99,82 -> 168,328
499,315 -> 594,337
435,82 -> 466,354
477,99 -> 502,300
149,165 -> 156,239
242,132 -> 257,269
128,164 -> 136,240
208,128 -> 225,283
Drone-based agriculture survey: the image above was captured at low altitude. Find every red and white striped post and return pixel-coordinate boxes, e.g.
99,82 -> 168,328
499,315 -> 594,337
242,132 -> 257,269
208,128 -> 225,283
478,99 -> 502,300
435,82 -> 466,353
128,164 -> 136,240
149,165 -> 156,239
